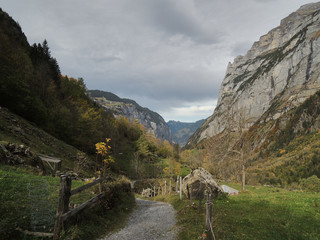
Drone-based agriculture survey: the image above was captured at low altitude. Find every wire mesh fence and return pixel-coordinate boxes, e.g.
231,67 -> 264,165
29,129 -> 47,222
27,179 -> 56,232
0,175 -> 59,236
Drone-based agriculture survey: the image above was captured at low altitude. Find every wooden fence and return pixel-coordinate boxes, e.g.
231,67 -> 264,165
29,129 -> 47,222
141,176 -> 183,197
53,174 -> 105,240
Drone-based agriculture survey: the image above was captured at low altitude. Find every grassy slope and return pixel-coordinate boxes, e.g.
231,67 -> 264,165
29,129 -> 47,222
0,107 -> 89,173
0,165 -> 88,239
0,108 -> 136,240
152,183 -> 320,240
248,125 -> 320,186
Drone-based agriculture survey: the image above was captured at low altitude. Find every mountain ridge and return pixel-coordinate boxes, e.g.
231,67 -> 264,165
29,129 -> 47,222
189,2 -> 320,146
185,2 -> 320,185
87,90 -> 172,142
167,119 -> 205,146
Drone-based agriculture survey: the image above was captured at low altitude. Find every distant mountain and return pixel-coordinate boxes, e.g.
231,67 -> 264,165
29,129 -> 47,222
87,90 -> 172,142
167,119 -> 205,146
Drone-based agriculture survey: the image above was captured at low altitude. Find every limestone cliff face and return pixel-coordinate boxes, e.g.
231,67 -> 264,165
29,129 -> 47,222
87,90 -> 172,142
190,2 -> 320,145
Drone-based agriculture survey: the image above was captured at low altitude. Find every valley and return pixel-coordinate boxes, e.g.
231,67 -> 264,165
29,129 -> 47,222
1,2 -> 320,240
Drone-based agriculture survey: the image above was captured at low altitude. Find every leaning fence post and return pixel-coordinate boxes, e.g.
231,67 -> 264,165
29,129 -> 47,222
53,174 -> 71,240
99,171 -> 103,193
206,192 -> 214,240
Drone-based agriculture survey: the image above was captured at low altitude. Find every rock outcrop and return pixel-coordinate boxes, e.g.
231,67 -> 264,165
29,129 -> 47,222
0,142 -> 45,171
141,188 -> 153,197
88,90 -> 172,142
189,2 -> 320,145
182,168 -> 223,199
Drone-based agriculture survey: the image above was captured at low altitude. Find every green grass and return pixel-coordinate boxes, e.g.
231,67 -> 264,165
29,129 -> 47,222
0,165 -> 60,239
213,183 -> 320,240
0,165 -> 135,240
150,183 -> 320,240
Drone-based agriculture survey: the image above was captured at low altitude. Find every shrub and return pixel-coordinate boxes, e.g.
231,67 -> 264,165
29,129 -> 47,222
300,175 -> 320,192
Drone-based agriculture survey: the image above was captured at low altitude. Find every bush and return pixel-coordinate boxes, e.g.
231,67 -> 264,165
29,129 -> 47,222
300,175 -> 320,192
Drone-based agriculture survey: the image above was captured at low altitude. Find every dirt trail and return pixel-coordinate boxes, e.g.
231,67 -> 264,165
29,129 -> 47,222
100,198 -> 177,240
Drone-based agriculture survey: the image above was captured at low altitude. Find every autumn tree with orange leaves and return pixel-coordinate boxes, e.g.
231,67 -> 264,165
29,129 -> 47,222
95,138 -> 114,175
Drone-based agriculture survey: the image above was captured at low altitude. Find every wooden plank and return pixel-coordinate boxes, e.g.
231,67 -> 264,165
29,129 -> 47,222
44,160 -> 55,170
62,192 -> 105,221
38,154 -> 62,163
70,178 -> 103,196
16,228 -> 54,237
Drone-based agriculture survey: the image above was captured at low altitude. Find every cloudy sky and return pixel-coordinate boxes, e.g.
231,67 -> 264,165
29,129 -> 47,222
0,0 -> 314,122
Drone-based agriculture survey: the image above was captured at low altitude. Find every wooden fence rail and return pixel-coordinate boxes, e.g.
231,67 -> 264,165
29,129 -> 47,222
53,174 -> 105,240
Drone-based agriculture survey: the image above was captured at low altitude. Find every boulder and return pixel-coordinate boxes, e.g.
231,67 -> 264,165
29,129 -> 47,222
182,167 -> 223,199
0,143 -> 25,164
0,143 -> 8,163
221,185 -> 239,195
0,143 -> 46,171
141,188 -> 153,198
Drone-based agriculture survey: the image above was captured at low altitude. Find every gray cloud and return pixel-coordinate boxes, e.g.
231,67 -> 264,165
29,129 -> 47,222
95,70 -> 221,103
137,0 -> 223,44
0,0 -> 313,121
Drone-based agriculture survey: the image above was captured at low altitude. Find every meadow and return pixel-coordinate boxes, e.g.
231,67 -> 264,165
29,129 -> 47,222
152,183 -> 320,240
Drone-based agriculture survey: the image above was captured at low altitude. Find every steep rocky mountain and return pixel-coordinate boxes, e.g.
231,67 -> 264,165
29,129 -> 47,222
87,90 -> 172,142
184,2 -> 320,185
167,119 -> 205,146
189,2 -> 320,146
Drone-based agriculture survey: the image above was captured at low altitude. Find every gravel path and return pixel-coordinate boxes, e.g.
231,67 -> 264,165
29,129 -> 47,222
100,198 -> 178,240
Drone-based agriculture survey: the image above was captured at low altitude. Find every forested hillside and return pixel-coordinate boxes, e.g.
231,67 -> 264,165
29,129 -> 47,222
0,8 -> 116,154
0,8 -> 183,179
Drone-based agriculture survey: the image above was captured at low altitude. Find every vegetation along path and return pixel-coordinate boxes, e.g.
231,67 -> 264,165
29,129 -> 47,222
100,198 -> 178,240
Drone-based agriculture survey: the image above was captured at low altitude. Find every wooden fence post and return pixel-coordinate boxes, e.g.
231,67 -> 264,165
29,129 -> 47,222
198,181 -> 203,213
179,176 -> 182,200
176,176 -> 179,193
53,174 -> 71,240
206,192 -> 213,240
169,180 -> 172,195
164,180 -> 167,195
154,186 -> 156,197
53,174 -> 106,240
